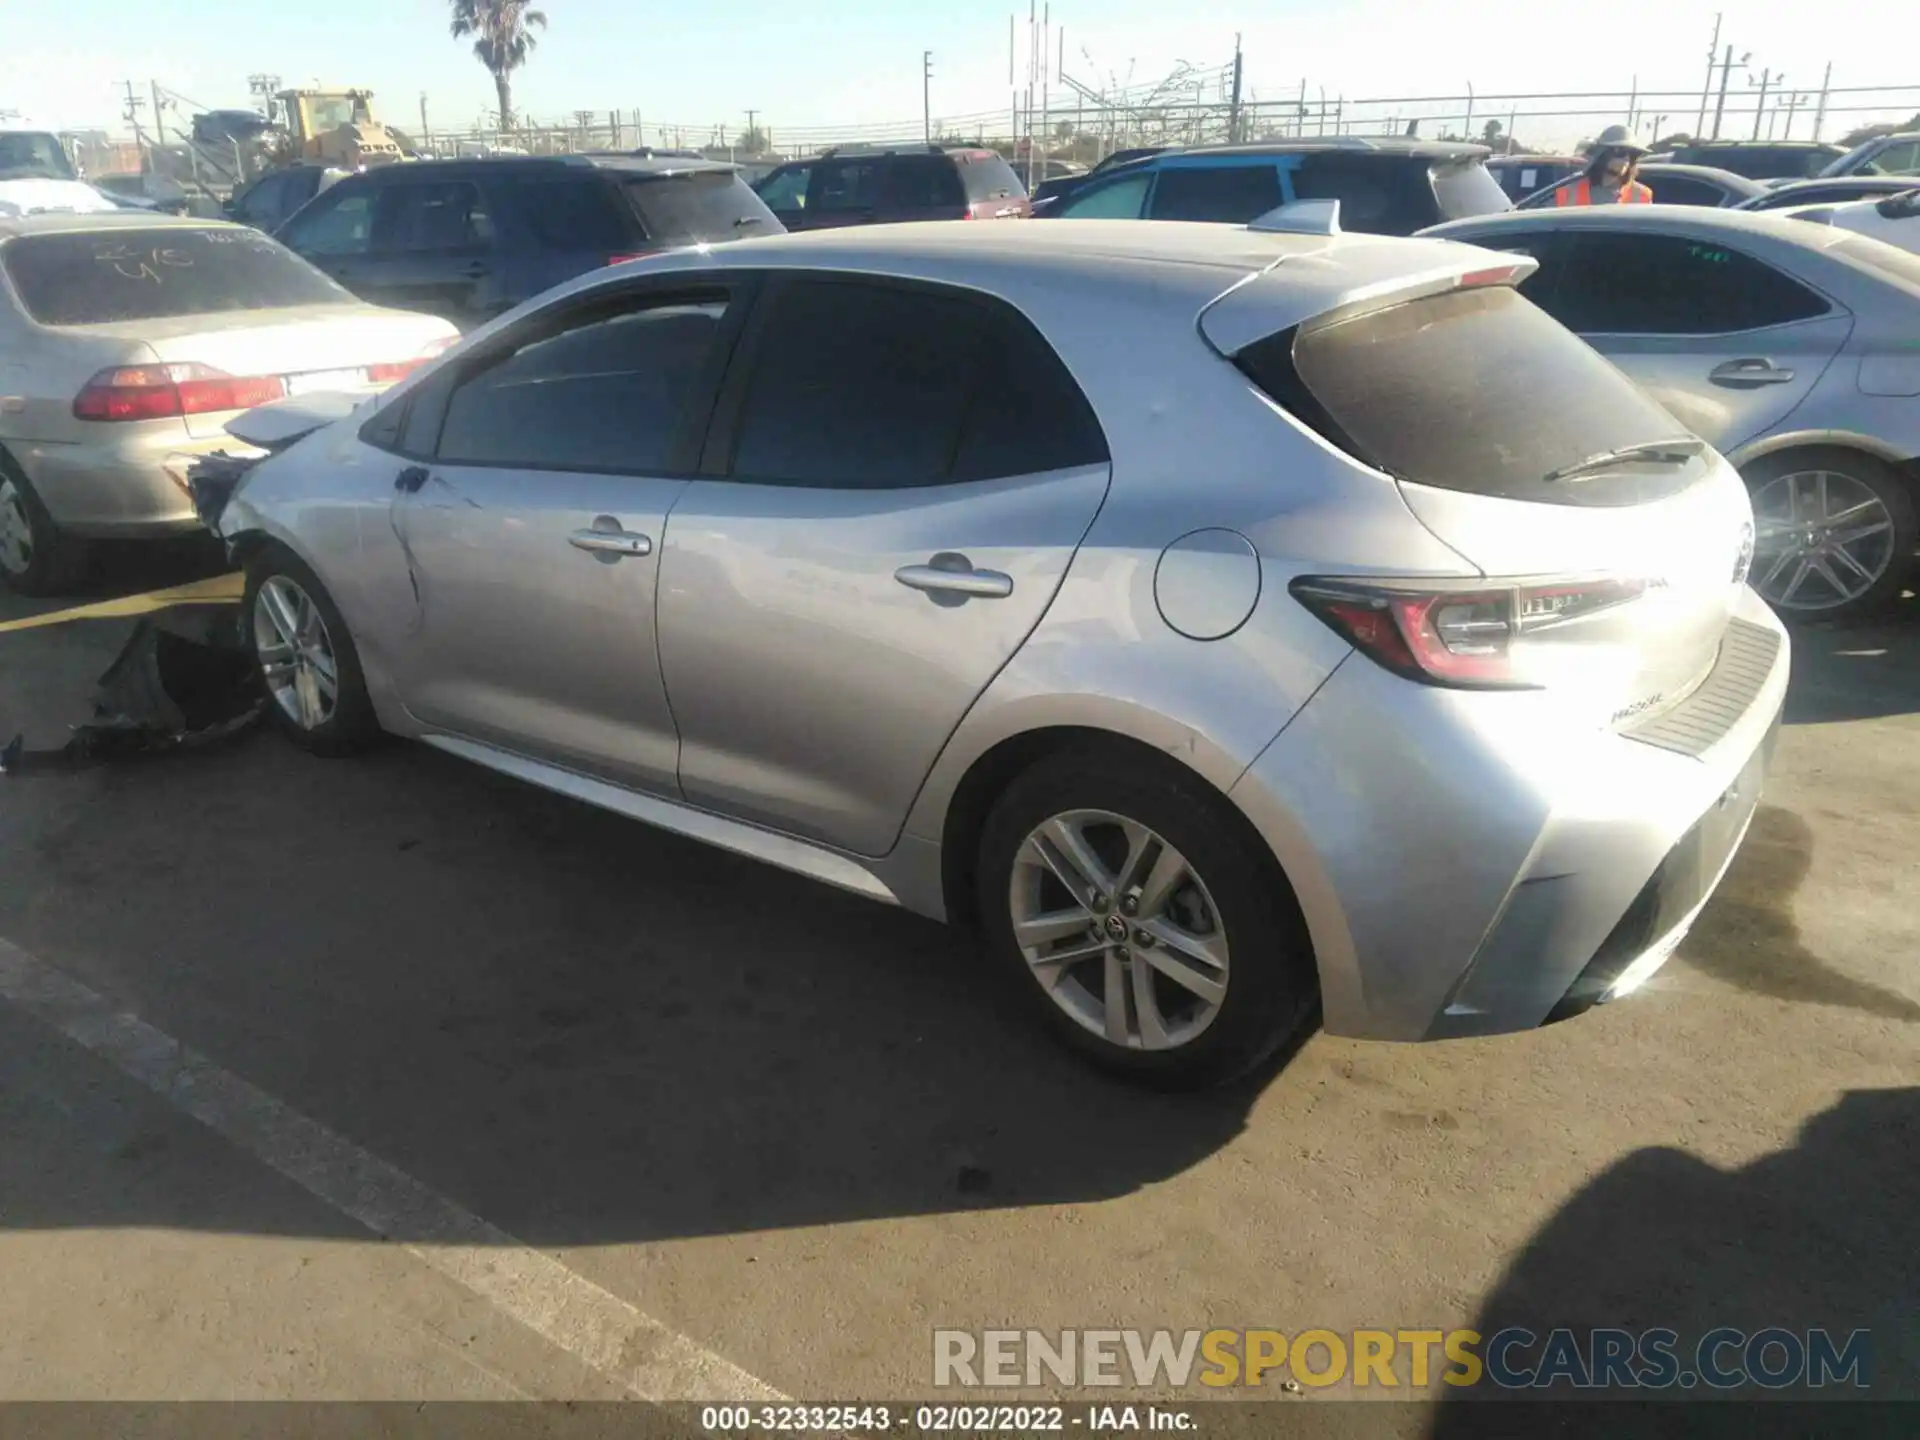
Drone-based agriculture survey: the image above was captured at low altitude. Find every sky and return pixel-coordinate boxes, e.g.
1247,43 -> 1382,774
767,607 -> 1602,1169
4,0 -> 1915,150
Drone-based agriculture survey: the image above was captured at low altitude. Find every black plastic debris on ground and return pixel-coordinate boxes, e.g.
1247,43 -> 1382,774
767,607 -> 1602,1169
2,608 -> 265,775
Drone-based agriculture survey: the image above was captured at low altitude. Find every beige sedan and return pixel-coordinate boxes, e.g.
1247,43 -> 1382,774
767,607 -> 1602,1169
0,212 -> 455,594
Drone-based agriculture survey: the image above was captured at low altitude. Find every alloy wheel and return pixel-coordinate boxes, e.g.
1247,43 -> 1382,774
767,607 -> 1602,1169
1749,469 -> 1896,613
253,575 -> 339,730
1007,808 -> 1230,1051
0,480 -> 34,578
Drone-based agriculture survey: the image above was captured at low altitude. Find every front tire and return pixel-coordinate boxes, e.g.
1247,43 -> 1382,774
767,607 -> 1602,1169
242,544 -> 382,756
0,463 -> 90,597
1742,448 -> 1916,623
975,745 -> 1318,1089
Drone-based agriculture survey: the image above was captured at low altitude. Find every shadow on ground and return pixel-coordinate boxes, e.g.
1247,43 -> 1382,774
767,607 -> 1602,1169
1782,592 -> 1920,726
1431,1087 -> 1920,1433
0,719 -> 1267,1246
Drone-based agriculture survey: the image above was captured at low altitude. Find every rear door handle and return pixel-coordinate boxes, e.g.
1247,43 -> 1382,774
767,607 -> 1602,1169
569,525 -> 652,558
895,554 -> 1014,599
1710,357 -> 1796,387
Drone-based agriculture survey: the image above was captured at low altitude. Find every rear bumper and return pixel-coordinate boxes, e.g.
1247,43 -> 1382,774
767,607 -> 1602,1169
12,433 -> 252,537
1229,586 -> 1790,1042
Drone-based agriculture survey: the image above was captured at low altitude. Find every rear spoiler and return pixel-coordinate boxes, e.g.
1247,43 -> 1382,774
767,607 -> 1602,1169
1197,239 -> 1538,359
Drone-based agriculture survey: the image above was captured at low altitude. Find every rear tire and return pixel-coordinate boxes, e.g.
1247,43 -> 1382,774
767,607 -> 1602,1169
0,460 -> 90,598
1741,448 -> 1916,623
241,543 -> 382,757
975,744 -> 1319,1089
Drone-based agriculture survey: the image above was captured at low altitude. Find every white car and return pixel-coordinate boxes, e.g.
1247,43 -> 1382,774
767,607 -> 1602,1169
0,212 -> 456,594
1777,188 -> 1920,256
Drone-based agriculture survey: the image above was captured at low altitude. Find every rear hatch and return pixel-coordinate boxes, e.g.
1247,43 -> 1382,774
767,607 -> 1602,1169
1212,265 -> 1752,728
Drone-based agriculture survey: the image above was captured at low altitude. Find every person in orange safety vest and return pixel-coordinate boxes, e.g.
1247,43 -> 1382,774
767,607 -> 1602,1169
1552,125 -> 1654,206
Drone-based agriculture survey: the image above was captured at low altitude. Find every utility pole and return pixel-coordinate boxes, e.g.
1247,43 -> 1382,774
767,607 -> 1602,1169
1696,11 -> 1722,137
1811,61 -> 1832,141
1710,44 -> 1748,140
419,93 -> 431,151
922,52 -> 932,144
1228,34 -> 1244,144
746,108 -> 759,152
1751,68 -> 1773,140
150,80 -> 168,149
120,80 -> 149,167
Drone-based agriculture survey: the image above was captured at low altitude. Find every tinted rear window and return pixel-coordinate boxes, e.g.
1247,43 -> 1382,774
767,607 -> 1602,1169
1676,146 -> 1837,179
3,227 -> 347,325
623,171 -> 780,246
1237,284 -> 1700,507
508,177 -> 634,251
958,152 -> 1027,201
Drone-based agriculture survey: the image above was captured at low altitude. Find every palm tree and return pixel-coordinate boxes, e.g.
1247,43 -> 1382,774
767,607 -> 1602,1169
449,0 -> 547,133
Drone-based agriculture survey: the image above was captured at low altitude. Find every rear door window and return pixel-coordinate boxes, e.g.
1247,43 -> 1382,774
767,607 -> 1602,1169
508,177 -> 633,251
1865,140 -> 1920,176
2,227 -> 349,324
1545,231 -> 1831,333
1236,283 -> 1701,506
435,294 -> 731,472
234,172 -> 292,227
1288,155 -> 1433,233
724,278 -> 1106,488
623,171 -> 779,246
1148,164 -> 1283,223
885,155 -> 966,209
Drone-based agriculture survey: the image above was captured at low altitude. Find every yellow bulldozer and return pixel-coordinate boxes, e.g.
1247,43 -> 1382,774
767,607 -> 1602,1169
268,88 -> 409,170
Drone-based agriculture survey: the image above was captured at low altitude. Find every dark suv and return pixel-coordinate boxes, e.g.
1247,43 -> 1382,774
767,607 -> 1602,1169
274,155 -> 781,329
1667,141 -> 1847,181
227,165 -> 339,233
752,144 -> 1029,230
1044,139 -> 1511,235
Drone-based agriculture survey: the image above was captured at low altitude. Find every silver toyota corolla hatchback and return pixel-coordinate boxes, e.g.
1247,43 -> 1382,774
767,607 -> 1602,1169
204,218 -> 1789,1087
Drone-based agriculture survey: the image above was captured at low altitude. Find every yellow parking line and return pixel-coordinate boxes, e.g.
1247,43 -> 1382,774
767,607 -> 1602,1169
0,572 -> 245,634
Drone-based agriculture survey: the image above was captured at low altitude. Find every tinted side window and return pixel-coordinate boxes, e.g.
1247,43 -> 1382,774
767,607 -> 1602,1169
952,319 -> 1108,480
1148,164 -> 1282,223
377,181 -> 493,253
236,173 -> 289,225
756,165 -> 810,211
730,281 -> 985,488
1290,155 -> 1436,233
1645,175 -> 1730,207
1548,232 -> 1830,334
1058,172 -> 1151,218
508,177 -> 632,251
436,297 -> 728,472
807,160 -> 881,212
886,156 -> 966,209
1868,141 -> 1920,176
281,185 -> 375,255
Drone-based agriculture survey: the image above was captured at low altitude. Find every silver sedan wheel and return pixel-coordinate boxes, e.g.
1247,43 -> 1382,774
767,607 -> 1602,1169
1008,809 -> 1229,1051
1749,469 -> 1896,613
253,576 -> 339,731
0,480 -> 35,578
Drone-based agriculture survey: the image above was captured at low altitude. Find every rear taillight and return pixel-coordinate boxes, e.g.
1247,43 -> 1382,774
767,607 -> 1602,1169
74,364 -> 286,423
1292,575 -> 1649,689
367,334 -> 459,384
606,251 -> 650,265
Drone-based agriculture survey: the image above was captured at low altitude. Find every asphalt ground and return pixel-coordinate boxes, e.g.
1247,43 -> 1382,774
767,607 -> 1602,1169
0,540 -> 1912,1434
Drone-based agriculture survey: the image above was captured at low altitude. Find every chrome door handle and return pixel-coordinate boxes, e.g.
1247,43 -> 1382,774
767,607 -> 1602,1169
894,555 -> 1014,599
568,528 -> 652,557
1710,357 -> 1796,387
